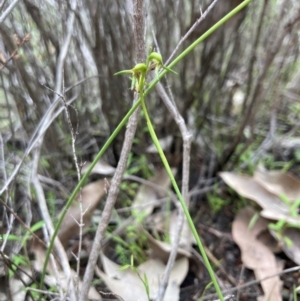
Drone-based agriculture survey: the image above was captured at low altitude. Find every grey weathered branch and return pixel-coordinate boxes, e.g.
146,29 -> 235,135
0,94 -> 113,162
0,0 -> 21,23
78,1 -> 146,300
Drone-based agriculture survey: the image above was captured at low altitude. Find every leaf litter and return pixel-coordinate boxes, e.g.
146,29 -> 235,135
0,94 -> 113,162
220,167 -> 300,300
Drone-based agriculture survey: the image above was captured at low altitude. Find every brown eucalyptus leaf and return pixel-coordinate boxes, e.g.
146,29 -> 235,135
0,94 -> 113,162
169,210 -> 195,249
219,172 -> 289,215
146,231 -> 191,263
270,227 -> 300,265
146,135 -> 173,153
30,242 -> 101,299
81,160 -> 116,176
58,179 -> 108,245
132,169 -> 174,216
254,167 -> 300,201
99,254 -> 186,301
256,229 -> 281,253
97,268 -> 148,301
260,209 -> 300,224
232,207 -> 282,301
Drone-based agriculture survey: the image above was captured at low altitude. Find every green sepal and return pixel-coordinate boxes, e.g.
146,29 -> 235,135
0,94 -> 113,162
132,63 -> 147,75
114,69 -> 133,76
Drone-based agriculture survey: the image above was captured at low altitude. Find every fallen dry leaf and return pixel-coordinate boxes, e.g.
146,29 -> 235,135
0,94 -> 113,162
131,169 -> 174,216
30,242 -> 101,300
99,253 -> 188,301
260,209 -> 300,225
269,227 -> 300,265
145,230 -> 191,263
256,229 -> 281,253
220,170 -> 300,268
232,207 -> 282,301
254,166 -> 300,201
169,210 -> 195,250
58,179 -> 108,246
219,172 -> 290,215
146,135 -> 173,153
81,160 -> 115,176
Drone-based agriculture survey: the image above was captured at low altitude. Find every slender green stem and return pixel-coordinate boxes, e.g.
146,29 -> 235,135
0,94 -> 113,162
141,95 -> 224,300
40,0 -> 251,293
39,101 -> 140,289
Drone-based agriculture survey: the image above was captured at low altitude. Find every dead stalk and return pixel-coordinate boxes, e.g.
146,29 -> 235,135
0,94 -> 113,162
78,1 -> 146,300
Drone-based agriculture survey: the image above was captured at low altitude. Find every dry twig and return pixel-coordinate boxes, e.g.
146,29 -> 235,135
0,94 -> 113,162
78,1 -> 146,300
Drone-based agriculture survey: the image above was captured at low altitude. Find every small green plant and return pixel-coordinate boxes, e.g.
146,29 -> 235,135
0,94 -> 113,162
0,221 -> 45,278
237,143 -> 256,174
112,231 -> 147,265
40,3 -> 252,301
207,193 -> 229,214
268,194 -> 300,248
268,219 -> 294,247
46,191 -> 57,220
198,281 -> 213,301
110,209 -> 148,265
125,152 -> 153,179
9,254 -> 29,278
262,154 -> 294,172
120,255 -> 150,301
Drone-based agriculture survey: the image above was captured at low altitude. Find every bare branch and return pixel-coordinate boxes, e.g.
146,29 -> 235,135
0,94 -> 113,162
0,0 -> 21,23
165,0 -> 221,65
31,142 -> 75,300
79,1 -> 146,299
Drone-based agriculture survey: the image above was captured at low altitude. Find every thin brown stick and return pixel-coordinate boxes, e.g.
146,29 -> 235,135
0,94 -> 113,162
0,0 -> 22,23
203,266 -> 300,300
78,1 -> 146,300
155,80 -> 192,301
0,197 -> 49,250
165,0 -> 220,66
31,143 -> 75,300
29,1 -> 78,298
0,34 -> 30,71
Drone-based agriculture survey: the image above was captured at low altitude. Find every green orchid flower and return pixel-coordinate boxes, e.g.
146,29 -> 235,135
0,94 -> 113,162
147,52 -> 177,77
114,63 -> 147,92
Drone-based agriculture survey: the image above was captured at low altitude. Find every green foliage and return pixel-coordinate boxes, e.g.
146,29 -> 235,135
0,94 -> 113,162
46,191 -> 57,220
268,195 -> 300,248
110,210 -> 148,265
237,144 -> 256,175
207,193 -> 229,214
40,157 -> 50,169
1,220 -> 44,249
0,221 -> 44,278
120,255 -> 151,301
41,4 -> 252,300
262,154 -> 294,172
22,220 -> 45,246
125,152 -> 153,179
198,281 -> 213,301
9,254 -> 29,278
120,152 -> 153,201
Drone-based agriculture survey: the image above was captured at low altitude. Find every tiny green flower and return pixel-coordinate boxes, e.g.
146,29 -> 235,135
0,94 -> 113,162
114,63 -> 147,92
147,52 -> 177,77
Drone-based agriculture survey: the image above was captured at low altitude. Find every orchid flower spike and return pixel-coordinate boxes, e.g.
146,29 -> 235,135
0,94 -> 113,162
114,63 -> 147,92
147,52 -> 177,77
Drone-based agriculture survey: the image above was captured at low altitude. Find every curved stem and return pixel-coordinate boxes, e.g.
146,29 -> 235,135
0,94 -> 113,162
40,0 -> 251,293
141,96 -> 224,300
39,100 -> 141,289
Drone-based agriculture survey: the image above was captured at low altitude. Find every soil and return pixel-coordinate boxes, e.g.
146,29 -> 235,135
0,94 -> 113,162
92,192 -> 300,301
177,201 -> 300,301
